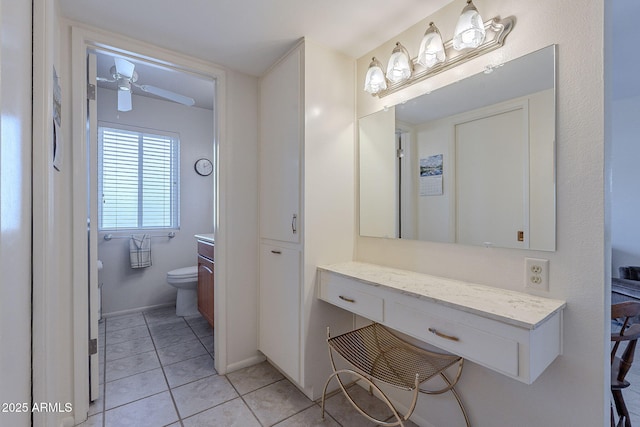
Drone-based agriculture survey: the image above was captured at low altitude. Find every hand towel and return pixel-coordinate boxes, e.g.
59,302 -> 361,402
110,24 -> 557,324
130,234 -> 152,268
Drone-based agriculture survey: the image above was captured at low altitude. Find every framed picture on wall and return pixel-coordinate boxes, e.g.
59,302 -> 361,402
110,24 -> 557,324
419,154 -> 443,196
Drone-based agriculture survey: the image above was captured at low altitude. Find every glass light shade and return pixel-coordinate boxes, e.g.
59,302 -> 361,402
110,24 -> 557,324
417,22 -> 446,68
117,77 -> 131,91
364,57 -> 387,94
386,42 -> 412,83
453,0 -> 486,51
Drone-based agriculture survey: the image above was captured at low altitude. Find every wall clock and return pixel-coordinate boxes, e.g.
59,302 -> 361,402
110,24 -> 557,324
194,158 -> 213,176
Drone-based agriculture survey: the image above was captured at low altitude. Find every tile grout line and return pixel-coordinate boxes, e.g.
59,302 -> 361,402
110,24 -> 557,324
143,311 -> 185,427
97,310 -> 377,427
226,374 -> 269,426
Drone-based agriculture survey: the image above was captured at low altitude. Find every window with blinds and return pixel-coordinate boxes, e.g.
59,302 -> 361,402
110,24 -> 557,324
98,125 -> 180,231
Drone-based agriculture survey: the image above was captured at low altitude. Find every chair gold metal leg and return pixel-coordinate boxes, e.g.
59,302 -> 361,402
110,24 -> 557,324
323,324 -> 471,427
323,369 -> 411,426
439,372 -> 471,427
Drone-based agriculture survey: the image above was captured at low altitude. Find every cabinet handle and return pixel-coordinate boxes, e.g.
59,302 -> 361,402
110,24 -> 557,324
271,250 -> 282,254
339,295 -> 355,303
292,214 -> 297,234
428,328 -> 459,342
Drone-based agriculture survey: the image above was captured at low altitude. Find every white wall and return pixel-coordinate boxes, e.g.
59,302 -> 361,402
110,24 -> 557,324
0,1 -> 33,426
611,94 -> 640,277
356,1 -> 606,426
97,88 -> 214,315
223,70 -> 260,369
359,107 -> 396,238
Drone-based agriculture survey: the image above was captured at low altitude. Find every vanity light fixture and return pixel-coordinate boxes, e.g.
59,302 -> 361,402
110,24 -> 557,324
386,42 -> 413,83
453,0 -> 486,51
364,0 -> 514,98
417,22 -> 446,68
364,57 -> 387,94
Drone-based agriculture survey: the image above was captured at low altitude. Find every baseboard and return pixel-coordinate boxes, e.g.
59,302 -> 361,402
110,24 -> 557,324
225,354 -> 266,374
101,302 -> 174,318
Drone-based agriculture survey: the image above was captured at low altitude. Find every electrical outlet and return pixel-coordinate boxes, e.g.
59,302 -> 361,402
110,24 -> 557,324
525,258 -> 549,291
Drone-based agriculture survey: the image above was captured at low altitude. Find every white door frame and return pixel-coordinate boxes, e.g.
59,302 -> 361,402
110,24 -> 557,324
69,25 -> 228,423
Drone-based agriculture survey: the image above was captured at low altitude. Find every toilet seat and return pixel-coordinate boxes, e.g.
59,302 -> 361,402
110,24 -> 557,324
167,265 -> 198,284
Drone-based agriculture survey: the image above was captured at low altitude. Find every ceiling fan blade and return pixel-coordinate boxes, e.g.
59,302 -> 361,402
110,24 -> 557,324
114,57 -> 135,79
138,84 -> 195,107
117,90 -> 132,112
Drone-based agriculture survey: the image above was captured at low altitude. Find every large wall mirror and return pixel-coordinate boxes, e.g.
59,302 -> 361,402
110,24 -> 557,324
359,45 -> 556,251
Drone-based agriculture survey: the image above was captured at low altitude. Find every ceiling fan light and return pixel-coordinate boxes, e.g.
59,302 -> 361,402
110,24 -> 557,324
364,57 -> 387,94
417,22 -> 446,68
386,42 -> 412,84
117,89 -> 132,112
453,0 -> 486,51
117,77 -> 131,91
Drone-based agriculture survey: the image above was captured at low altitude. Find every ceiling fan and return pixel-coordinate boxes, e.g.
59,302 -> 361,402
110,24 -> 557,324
97,57 -> 195,112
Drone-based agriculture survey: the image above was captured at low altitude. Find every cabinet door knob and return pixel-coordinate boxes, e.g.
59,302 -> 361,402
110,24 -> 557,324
339,295 -> 355,303
291,214 -> 297,234
271,250 -> 282,254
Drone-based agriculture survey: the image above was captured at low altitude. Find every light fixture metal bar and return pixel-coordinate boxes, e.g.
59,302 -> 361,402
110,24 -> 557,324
375,16 -> 515,98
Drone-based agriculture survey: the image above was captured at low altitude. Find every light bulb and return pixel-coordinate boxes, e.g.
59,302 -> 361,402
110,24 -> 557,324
453,0 -> 486,50
386,42 -> 412,83
417,22 -> 446,68
364,57 -> 387,94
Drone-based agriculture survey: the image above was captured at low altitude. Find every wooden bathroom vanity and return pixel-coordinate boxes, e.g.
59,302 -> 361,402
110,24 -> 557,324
318,262 -> 566,384
195,234 -> 215,327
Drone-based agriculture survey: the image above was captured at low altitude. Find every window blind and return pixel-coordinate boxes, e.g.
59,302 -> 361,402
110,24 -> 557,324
98,126 -> 180,231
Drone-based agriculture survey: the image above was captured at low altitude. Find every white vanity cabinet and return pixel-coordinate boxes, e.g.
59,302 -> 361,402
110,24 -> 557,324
318,262 -> 567,385
259,47 -> 301,244
258,40 -> 355,396
259,244 -> 300,381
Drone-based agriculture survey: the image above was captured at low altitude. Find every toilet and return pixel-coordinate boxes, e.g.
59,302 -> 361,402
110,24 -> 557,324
166,266 -> 199,317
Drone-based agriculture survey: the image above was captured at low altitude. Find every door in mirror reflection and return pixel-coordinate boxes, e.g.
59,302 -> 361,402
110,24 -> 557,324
455,106 -> 526,248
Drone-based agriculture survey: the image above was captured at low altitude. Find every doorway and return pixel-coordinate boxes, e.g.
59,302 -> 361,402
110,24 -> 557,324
606,1 -> 640,425
88,48 -> 217,400
70,26 -> 228,420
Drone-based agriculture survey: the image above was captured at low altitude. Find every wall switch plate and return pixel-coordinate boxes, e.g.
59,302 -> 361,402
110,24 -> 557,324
525,258 -> 549,291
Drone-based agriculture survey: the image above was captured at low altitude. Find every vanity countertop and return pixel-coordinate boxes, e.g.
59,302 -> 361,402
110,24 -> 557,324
194,233 -> 214,243
318,262 -> 566,330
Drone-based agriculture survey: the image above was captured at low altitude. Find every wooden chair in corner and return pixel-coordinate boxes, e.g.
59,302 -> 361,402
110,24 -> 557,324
611,301 -> 640,427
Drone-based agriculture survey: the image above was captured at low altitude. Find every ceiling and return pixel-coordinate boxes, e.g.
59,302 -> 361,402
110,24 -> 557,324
63,0 -> 454,112
60,1 -> 640,110
59,0 -> 452,77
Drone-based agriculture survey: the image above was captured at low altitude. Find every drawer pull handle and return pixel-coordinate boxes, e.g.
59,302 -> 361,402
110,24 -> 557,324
428,328 -> 459,342
271,250 -> 282,254
339,295 -> 355,303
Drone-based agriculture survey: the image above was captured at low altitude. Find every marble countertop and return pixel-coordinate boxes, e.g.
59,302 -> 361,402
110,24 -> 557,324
318,262 -> 566,330
194,233 -> 214,243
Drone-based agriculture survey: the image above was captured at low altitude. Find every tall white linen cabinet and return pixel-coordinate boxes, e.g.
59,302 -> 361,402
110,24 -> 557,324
258,39 -> 356,398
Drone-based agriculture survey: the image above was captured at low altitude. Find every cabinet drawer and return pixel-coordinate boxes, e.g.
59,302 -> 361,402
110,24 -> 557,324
320,275 -> 383,322
386,301 -> 519,377
198,241 -> 214,260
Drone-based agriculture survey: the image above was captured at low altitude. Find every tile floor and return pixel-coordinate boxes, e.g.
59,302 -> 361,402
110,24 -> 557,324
79,306 -> 415,427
